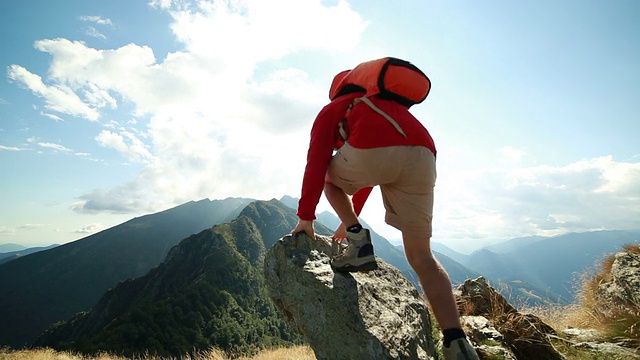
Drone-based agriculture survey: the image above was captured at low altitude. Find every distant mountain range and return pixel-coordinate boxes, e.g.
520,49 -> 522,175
1,195 -> 638,353
432,230 -> 640,301
0,243 -> 27,253
0,244 -> 59,265
0,197 -> 256,348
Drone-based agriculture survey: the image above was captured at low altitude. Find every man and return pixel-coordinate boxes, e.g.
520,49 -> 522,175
291,59 -> 480,360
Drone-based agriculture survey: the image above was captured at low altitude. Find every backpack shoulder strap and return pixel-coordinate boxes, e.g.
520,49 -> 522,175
359,97 -> 408,139
339,96 -> 408,142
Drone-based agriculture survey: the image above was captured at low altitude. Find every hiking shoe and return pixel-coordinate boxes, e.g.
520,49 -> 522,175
330,228 -> 378,273
442,338 -> 480,360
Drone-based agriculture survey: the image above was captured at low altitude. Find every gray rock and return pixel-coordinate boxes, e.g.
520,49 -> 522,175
456,277 -> 565,360
460,315 -> 517,360
574,341 -> 640,359
264,233 -> 437,360
461,315 -> 504,344
475,345 -> 517,360
562,327 -> 602,342
597,251 -> 640,313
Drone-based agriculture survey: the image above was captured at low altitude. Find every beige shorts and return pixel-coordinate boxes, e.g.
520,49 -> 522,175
326,143 -> 436,238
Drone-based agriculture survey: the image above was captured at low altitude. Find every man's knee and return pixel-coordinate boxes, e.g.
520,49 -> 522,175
403,241 -> 436,270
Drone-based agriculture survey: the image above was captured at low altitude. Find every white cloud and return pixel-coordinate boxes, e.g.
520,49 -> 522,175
7,64 -> 100,120
0,226 -> 16,235
79,15 -> 114,26
72,184 -> 165,214
37,142 -> 73,152
84,26 -> 107,40
0,97 -> 8,105
0,145 -> 27,151
433,156 -> 640,242
40,112 -> 65,122
51,0 -> 367,213
0,224 -> 46,236
18,224 -> 46,230
167,0 -> 366,62
96,129 -> 153,163
498,146 -> 523,162
73,223 -> 106,234
32,39 -> 196,116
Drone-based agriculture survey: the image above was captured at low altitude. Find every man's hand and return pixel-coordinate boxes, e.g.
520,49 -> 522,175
291,219 -> 315,240
332,222 -> 347,241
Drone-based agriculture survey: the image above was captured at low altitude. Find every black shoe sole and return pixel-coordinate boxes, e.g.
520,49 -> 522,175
332,260 -> 379,273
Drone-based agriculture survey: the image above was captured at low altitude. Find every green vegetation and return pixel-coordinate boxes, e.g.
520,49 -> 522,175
35,200 -> 308,358
0,198 -> 255,348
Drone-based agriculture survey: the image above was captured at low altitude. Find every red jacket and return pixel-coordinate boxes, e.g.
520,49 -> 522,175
297,92 -> 436,221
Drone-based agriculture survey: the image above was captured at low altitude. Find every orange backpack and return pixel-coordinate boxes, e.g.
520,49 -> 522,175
329,57 -> 431,140
329,57 -> 431,107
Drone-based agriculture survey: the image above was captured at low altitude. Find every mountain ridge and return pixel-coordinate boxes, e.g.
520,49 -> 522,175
457,230 -> 640,300
0,197 -> 255,348
0,243 -> 27,253
0,244 -> 59,265
36,200 -> 304,357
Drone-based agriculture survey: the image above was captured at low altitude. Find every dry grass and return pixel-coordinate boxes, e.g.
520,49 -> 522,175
520,302 -> 586,332
457,266 -> 640,359
559,244 -> 640,344
623,244 -> 640,256
0,346 -> 316,360
0,347 -> 125,360
519,244 -> 640,335
234,346 -> 315,360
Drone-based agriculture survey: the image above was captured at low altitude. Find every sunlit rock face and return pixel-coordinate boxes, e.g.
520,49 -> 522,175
264,233 -> 437,360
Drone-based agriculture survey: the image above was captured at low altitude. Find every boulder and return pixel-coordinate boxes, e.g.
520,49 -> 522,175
460,316 -> 517,360
574,341 -> 640,359
562,328 -> 602,342
475,345 -> 517,360
461,315 -> 504,345
596,250 -> 640,314
263,233 -> 437,360
456,277 -> 565,360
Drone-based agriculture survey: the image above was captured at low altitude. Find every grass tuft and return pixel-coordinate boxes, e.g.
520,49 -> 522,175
0,346 -> 316,360
560,244 -> 640,345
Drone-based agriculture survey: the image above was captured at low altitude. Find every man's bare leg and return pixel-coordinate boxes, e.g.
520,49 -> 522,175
324,181 -> 359,227
402,233 -> 462,330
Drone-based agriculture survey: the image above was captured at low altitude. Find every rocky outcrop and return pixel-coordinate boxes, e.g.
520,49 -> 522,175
561,328 -> 640,359
459,316 -> 516,359
588,246 -> 640,358
455,277 -> 564,360
596,249 -> 640,315
263,233 -> 436,360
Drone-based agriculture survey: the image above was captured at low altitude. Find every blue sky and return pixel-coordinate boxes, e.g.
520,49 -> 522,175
1,0 -> 639,252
